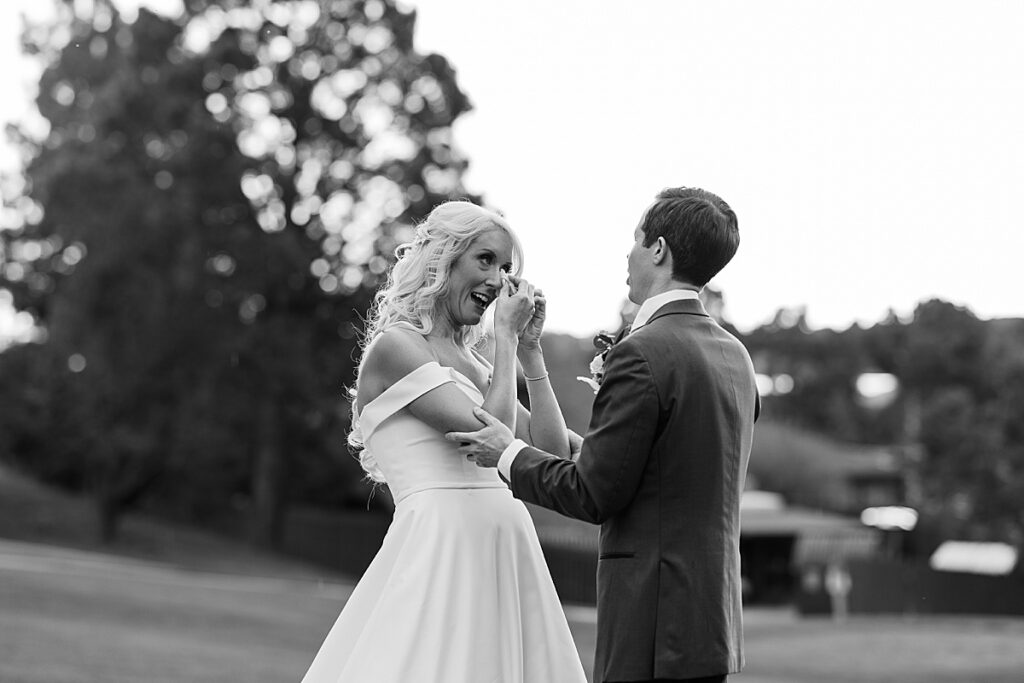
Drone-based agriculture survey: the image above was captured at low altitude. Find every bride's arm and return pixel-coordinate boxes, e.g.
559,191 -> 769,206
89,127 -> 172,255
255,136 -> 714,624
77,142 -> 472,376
361,330 -> 510,435
479,291 -> 521,431
469,346 -> 569,458
513,288 -> 571,458
514,349 -> 571,458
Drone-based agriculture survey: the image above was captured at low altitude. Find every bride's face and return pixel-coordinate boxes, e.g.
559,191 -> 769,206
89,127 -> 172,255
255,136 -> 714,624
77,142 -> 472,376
441,227 -> 514,328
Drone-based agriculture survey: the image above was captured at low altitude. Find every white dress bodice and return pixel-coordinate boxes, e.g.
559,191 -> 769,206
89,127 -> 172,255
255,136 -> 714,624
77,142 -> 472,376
357,361 -> 505,504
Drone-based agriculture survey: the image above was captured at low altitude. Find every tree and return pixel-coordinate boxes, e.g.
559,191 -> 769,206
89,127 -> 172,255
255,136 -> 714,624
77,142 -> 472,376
885,302 -> 1023,544
742,314 -> 884,442
1,0 -> 478,546
743,298 -> 1024,545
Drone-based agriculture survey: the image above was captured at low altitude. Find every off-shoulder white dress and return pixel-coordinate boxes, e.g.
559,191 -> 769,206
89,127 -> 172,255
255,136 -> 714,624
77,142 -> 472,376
300,362 -> 586,683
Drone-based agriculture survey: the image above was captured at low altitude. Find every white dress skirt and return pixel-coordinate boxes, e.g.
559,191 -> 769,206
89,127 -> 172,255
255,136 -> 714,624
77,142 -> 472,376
301,362 -> 587,683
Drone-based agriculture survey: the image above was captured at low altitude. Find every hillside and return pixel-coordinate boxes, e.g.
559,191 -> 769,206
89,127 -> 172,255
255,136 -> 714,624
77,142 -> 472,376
746,420 -> 899,510
0,464 -> 342,581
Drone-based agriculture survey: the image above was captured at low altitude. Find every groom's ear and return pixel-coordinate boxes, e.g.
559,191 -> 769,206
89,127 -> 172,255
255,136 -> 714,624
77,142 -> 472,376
651,236 -> 669,266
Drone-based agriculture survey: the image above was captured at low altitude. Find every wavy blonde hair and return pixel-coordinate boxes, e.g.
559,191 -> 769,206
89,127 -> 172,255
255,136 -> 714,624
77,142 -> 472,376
349,200 -> 525,483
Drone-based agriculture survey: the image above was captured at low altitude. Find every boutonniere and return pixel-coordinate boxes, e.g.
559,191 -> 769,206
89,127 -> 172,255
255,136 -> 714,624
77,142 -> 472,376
576,330 -> 617,394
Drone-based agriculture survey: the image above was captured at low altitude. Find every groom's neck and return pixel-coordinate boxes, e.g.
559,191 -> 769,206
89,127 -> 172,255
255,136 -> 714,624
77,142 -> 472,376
643,279 -> 700,302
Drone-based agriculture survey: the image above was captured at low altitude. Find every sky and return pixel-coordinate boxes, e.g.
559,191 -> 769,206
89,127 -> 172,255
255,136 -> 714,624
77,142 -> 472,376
2,0 -> 1023,339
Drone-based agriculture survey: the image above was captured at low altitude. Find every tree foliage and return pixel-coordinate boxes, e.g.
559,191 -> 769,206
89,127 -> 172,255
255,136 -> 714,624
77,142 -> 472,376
0,0 -> 477,545
742,300 -> 1024,545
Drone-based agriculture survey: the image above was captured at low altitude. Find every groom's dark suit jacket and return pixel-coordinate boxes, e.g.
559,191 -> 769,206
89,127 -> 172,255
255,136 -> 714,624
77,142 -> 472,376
510,298 -> 759,682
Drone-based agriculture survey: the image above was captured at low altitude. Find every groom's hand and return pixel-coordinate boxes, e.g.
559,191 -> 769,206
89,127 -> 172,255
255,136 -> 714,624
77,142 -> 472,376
568,429 -> 584,461
445,407 -> 514,468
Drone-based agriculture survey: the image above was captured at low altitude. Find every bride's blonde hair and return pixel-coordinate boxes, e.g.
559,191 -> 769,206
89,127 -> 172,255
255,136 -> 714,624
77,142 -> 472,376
349,200 -> 525,483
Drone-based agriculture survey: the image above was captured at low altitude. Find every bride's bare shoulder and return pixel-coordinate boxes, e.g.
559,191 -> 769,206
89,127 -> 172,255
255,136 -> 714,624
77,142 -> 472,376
361,326 -> 435,385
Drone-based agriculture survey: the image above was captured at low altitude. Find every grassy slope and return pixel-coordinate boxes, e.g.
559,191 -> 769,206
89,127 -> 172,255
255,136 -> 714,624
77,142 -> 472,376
3,465 -> 1024,682
4,557 -> 1024,683
0,463 -> 342,580
0,546 -> 349,683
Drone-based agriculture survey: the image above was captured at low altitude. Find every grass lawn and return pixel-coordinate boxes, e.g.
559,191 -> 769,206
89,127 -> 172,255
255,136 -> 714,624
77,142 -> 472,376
2,466 -> 1024,682
0,540 -> 349,683
4,541 -> 1024,683
741,610 -> 1024,683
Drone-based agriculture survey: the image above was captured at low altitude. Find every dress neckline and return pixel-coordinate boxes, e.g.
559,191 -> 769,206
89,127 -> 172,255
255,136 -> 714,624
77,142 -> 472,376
356,361 -> 484,417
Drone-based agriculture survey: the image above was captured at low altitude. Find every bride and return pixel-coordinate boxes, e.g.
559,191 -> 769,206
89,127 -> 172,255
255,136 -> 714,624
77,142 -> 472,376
300,201 -> 587,682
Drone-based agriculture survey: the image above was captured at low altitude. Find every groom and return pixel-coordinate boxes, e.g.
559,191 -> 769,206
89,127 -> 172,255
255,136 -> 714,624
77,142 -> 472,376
447,187 -> 759,683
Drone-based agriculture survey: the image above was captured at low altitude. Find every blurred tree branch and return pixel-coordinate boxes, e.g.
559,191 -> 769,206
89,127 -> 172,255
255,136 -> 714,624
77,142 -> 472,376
0,0 -> 481,547
741,299 -> 1024,546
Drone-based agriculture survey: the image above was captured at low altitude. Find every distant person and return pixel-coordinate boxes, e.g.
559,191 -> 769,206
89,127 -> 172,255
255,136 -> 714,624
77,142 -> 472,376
448,187 -> 760,683
300,201 -> 586,682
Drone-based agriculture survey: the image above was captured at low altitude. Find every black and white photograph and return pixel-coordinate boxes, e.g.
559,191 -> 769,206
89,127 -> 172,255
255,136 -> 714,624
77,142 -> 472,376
1,1 -> 1023,682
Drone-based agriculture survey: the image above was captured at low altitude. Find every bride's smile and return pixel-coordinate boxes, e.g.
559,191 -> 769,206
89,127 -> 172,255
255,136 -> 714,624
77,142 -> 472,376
441,227 -> 514,328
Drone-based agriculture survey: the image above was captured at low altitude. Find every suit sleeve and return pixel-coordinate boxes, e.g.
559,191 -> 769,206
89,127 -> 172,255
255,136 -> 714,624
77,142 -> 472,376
509,340 -> 660,524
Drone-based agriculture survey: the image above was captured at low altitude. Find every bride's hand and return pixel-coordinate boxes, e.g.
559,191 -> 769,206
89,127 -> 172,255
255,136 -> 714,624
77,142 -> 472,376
493,275 -> 535,339
518,287 -> 545,352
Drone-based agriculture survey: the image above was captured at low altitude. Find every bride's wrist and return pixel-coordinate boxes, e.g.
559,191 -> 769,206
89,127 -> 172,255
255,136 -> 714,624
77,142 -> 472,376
519,355 -> 546,380
493,331 -> 519,350
517,342 -> 543,359
522,367 -> 548,384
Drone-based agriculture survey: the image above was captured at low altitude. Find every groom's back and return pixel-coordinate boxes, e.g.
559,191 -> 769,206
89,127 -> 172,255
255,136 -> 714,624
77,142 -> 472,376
595,302 -> 757,681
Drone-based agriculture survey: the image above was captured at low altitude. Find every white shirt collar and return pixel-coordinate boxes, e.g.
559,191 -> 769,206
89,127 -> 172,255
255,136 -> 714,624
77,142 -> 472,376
630,289 -> 700,332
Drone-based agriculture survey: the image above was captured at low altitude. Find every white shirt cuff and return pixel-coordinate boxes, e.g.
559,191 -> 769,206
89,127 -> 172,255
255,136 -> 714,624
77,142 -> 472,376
498,438 -> 529,480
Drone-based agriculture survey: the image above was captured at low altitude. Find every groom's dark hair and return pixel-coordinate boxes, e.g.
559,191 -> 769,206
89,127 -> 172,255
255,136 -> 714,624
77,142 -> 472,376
641,187 -> 739,287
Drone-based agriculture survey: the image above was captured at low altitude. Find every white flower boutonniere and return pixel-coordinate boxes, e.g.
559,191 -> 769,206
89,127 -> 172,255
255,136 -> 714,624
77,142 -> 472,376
576,331 -> 617,394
